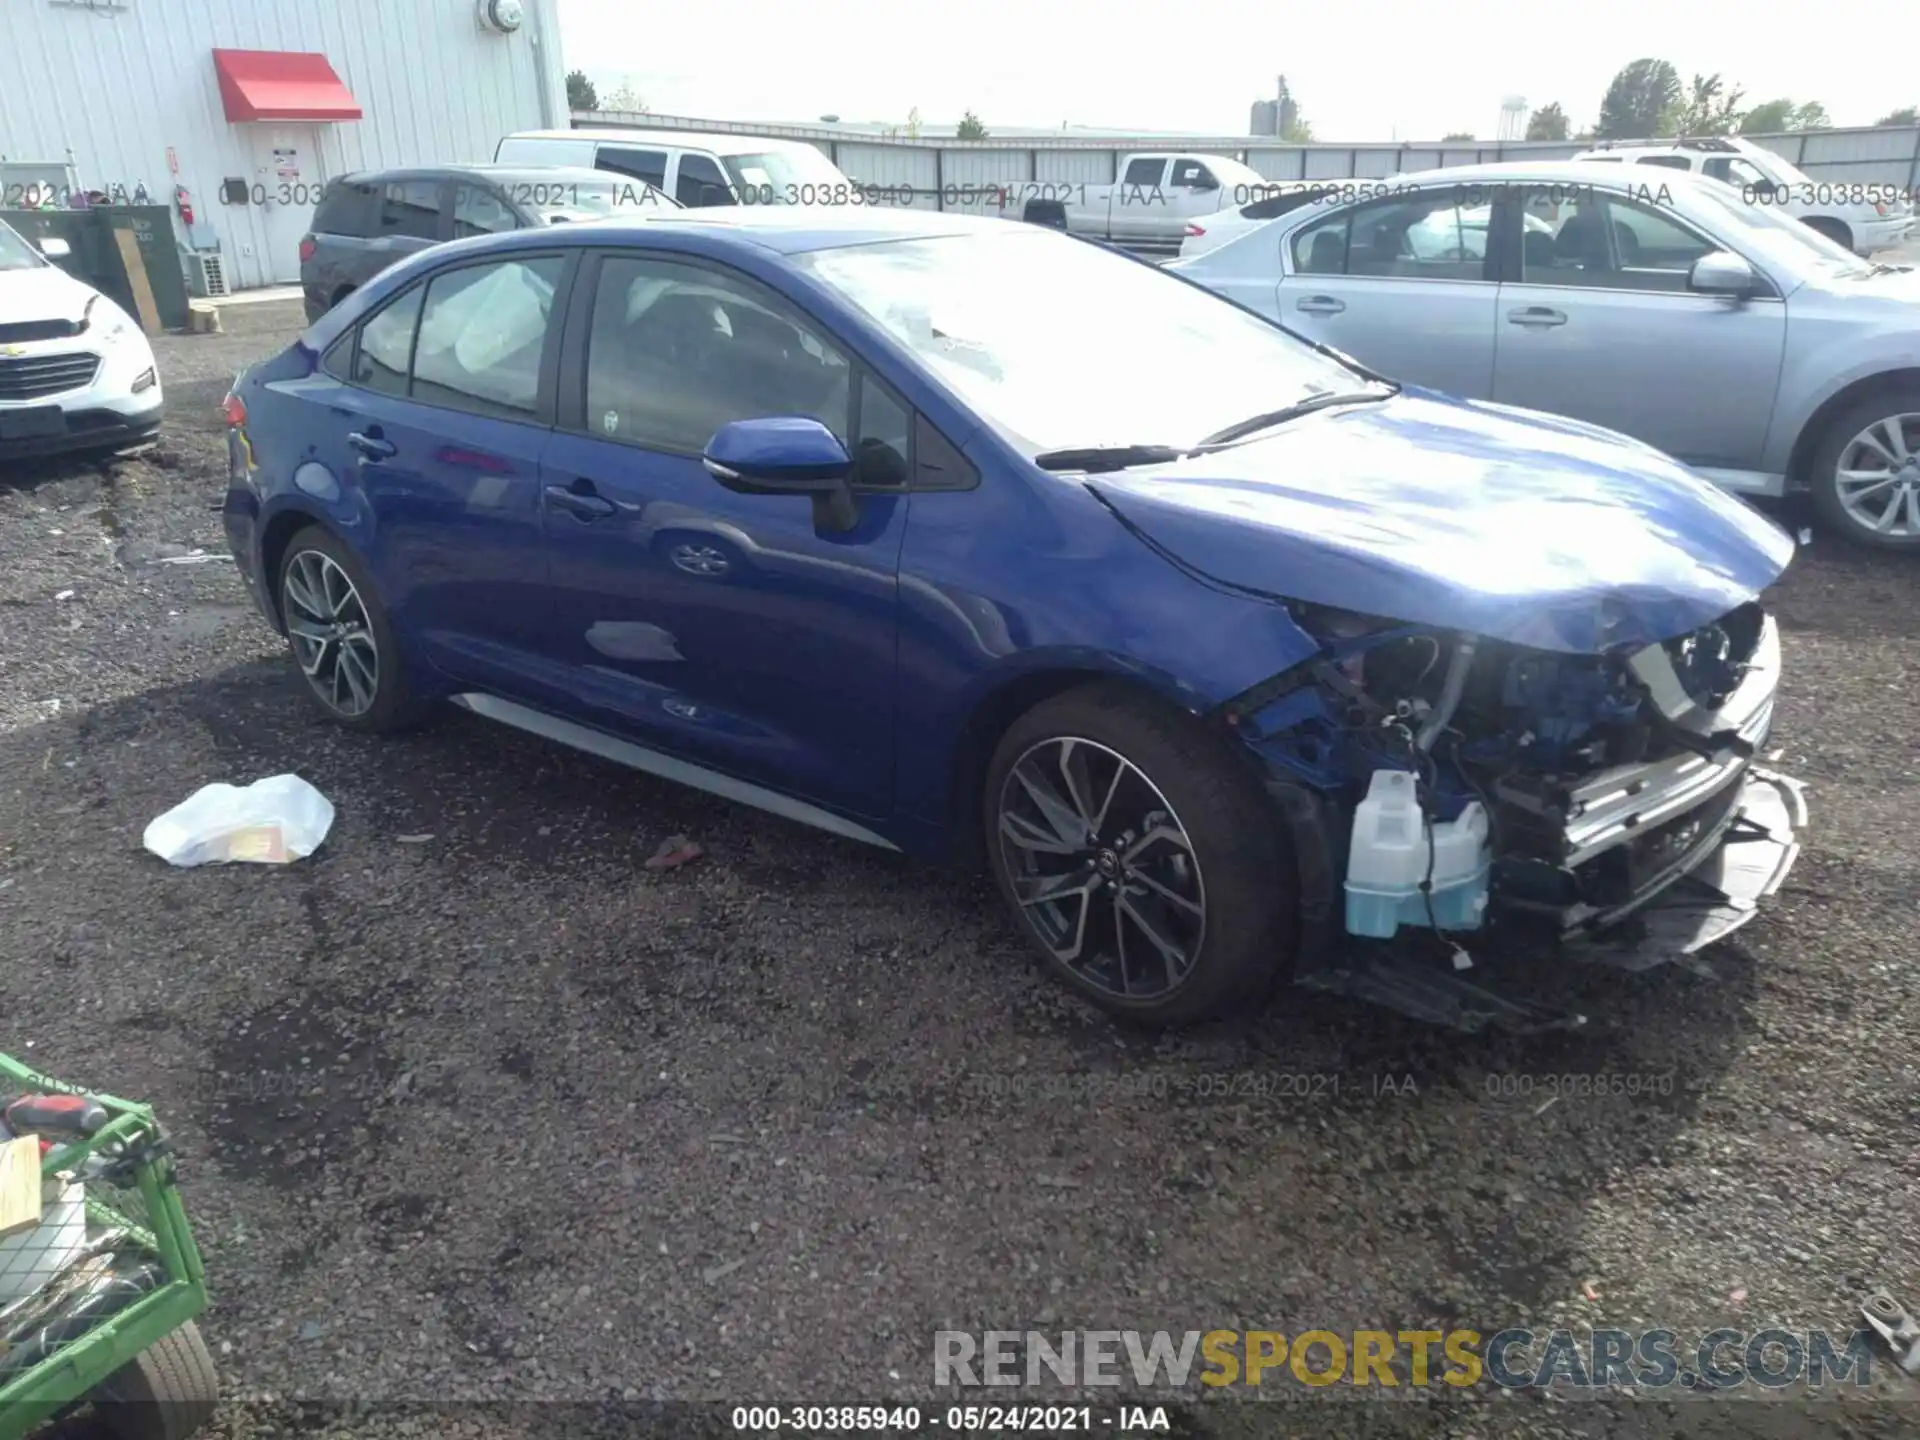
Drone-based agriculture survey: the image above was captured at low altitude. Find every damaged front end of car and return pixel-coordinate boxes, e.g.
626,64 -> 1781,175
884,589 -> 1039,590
1219,598 -> 1807,1032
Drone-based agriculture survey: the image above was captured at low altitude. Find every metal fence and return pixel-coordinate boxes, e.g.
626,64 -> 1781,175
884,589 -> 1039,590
574,111 -> 1920,211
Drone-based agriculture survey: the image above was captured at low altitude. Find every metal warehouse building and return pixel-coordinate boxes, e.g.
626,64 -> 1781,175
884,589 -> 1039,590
0,0 -> 566,293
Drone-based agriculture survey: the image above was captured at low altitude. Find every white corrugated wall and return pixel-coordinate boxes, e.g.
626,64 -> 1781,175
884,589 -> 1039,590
0,0 -> 565,290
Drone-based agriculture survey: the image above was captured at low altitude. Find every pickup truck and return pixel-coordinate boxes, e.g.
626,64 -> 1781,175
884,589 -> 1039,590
996,152 -> 1277,253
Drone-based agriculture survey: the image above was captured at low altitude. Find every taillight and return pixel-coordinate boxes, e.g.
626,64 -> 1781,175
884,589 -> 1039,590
222,392 -> 246,428
1185,224 -> 1205,237
298,235 -> 317,263
1874,201 -> 1890,217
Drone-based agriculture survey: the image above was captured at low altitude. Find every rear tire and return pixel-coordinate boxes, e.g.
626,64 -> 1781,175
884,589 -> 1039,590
88,1320 -> 219,1440
1022,200 -> 1068,231
1802,215 -> 1853,251
1805,385 -> 1920,550
276,524 -> 431,731
982,682 -> 1296,1028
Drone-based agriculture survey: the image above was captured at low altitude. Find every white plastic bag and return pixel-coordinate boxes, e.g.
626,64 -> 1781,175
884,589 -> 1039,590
143,774 -> 335,867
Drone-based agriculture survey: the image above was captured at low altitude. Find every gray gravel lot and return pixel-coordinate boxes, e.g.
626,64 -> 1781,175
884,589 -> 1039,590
2,300 -> 1918,1439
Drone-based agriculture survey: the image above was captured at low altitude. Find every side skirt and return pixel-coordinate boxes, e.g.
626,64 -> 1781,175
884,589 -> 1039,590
449,692 -> 902,853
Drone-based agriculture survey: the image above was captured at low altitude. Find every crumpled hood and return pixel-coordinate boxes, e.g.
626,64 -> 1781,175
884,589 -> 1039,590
1088,387 -> 1796,654
0,265 -> 91,325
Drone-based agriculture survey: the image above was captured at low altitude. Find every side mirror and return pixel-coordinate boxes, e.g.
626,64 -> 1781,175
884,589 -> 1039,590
38,237 -> 72,259
1689,250 -> 1758,297
703,417 -> 859,531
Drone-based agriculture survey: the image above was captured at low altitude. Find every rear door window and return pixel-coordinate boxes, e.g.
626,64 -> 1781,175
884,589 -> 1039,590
351,285 -> 425,396
410,255 -> 567,419
452,184 -> 517,238
1122,157 -> 1167,187
379,180 -> 444,241
596,146 -> 668,190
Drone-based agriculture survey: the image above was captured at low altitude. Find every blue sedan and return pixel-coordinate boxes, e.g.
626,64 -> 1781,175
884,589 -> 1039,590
223,208 -> 1808,1030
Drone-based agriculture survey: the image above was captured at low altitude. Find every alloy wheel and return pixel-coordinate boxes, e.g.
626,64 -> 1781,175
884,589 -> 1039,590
282,549 -> 380,717
995,736 -> 1207,1001
1834,413 -> 1920,538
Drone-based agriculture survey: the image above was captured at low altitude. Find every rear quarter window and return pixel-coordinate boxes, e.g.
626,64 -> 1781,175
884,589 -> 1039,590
312,181 -> 380,237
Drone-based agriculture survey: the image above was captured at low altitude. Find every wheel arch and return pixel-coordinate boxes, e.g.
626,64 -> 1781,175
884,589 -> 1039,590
1786,367 -> 1920,489
944,662 -> 1238,867
259,505 -> 345,632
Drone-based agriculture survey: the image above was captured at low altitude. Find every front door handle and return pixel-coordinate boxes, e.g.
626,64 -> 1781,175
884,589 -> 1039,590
347,430 -> 396,460
545,483 -> 617,520
1507,306 -> 1567,328
1296,295 -> 1345,315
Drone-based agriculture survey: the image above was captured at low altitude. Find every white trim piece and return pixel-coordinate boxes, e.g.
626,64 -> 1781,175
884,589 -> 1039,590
450,693 -> 901,851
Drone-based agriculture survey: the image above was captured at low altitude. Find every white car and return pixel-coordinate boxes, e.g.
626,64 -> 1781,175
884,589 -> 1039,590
1569,136 -> 1914,256
0,219 -> 162,461
1179,180 -> 1358,259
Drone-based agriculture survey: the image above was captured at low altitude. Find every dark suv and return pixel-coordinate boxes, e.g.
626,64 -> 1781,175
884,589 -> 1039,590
298,165 -> 676,323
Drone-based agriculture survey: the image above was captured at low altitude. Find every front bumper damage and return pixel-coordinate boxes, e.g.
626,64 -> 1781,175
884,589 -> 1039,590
1270,613 -> 1810,1032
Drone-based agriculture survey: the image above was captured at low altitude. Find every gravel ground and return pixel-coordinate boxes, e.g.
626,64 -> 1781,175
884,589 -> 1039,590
2,300 -> 1918,1439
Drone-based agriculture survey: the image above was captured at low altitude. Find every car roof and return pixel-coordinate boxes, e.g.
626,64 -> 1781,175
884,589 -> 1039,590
501,129 -> 825,158
333,164 -> 642,187
410,205 -> 1020,258
1385,159 -> 1729,191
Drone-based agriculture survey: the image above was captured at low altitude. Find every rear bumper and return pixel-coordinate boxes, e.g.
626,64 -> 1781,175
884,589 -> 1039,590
1853,215 -> 1913,254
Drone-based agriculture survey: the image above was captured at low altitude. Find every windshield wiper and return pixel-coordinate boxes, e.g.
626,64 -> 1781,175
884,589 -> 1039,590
1032,444 -> 1190,473
1196,389 -> 1393,448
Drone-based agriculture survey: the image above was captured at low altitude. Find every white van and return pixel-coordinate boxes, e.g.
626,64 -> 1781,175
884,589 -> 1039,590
493,129 -> 862,209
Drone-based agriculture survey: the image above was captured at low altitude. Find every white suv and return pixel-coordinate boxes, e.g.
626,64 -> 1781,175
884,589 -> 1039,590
1569,136 -> 1913,255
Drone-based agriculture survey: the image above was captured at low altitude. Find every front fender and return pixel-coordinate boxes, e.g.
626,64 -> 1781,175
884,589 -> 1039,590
1763,331 -> 1920,476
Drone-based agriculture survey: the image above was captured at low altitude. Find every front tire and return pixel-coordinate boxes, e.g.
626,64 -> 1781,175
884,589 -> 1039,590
1806,387 -> 1920,550
983,683 -> 1296,1027
276,525 -> 428,731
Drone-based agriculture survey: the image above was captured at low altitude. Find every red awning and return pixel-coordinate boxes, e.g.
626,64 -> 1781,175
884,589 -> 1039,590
212,49 -> 362,123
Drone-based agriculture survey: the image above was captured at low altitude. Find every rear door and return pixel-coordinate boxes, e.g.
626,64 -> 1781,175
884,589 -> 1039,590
1109,156 -> 1171,243
300,251 -> 575,700
1491,183 -> 1786,470
1275,184 -> 1501,397
368,178 -> 451,276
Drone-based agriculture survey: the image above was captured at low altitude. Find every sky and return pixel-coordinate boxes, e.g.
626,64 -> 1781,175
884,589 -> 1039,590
554,0 -> 1915,140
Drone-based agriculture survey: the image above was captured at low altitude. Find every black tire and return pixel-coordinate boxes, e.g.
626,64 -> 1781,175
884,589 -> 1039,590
982,681 -> 1296,1027
1022,200 -> 1068,230
276,523 -> 431,731
88,1320 -> 219,1440
1805,384 -> 1920,551
1802,215 -> 1853,251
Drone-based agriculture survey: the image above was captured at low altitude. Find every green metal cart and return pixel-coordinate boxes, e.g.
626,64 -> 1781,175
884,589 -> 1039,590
0,1051 -> 215,1440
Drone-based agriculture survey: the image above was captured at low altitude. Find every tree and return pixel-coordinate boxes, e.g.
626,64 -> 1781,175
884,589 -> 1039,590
1667,72 -> 1745,136
905,106 -> 922,140
1280,114 -> 1314,142
1740,98 -> 1829,134
565,70 -> 597,112
1596,58 -> 1682,139
956,110 -> 988,140
1525,102 -> 1570,141
1877,105 -> 1918,125
602,82 -> 645,113
1441,131 -> 1475,142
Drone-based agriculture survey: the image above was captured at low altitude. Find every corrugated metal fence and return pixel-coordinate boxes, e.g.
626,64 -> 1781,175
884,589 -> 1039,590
576,111 -> 1920,211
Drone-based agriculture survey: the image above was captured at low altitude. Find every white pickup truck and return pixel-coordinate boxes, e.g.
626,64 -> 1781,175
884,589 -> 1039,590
996,152 -> 1277,253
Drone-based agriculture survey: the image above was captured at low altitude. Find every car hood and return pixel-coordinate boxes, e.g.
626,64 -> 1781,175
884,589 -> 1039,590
0,265 -> 92,324
1087,388 -> 1796,654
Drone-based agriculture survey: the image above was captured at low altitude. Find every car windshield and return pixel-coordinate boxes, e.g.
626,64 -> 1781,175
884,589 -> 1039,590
721,147 -> 850,203
1685,181 -> 1873,278
796,228 -> 1378,452
0,221 -> 47,271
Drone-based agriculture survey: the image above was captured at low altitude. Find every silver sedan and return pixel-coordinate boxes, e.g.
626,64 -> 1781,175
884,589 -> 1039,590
1172,160 -> 1920,549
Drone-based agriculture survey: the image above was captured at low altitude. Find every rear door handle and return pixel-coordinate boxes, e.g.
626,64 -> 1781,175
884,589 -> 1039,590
347,430 -> 396,460
1507,306 -> 1567,327
1296,295 -> 1345,315
545,483 -> 618,520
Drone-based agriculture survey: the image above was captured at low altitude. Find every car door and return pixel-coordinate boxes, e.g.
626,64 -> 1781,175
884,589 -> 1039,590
1162,158 -> 1225,243
593,144 -> 669,194
672,152 -> 733,208
304,252 -> 572,700
1491,184 -> 1786,471
1110,156 -> 1170,243
535,249 -> 910,819
1275,186 -> 1500,397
